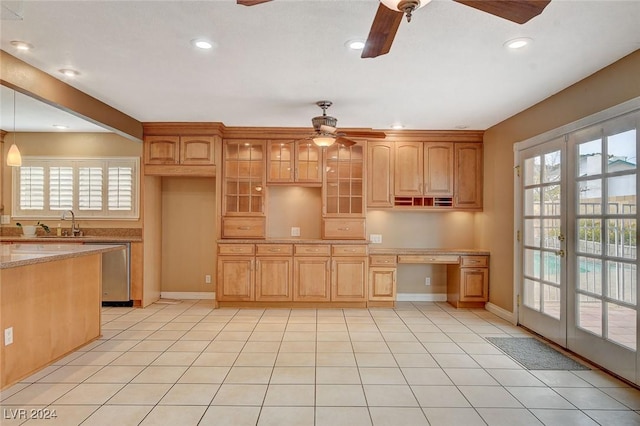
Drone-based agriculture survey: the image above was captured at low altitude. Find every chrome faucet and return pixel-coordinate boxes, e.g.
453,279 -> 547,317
61,210 -> 81,236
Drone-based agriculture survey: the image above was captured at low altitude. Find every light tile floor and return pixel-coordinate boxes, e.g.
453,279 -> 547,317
2,301 -> 640,425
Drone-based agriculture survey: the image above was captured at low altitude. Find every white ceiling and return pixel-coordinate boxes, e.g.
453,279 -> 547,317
1,0 -> 639,133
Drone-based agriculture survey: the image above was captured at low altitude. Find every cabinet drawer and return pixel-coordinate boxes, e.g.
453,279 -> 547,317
294,244 -> 331,256
332,245 -> 368,256
461,256 -> 488,267
222,217 -> 266,239
398,255 -> 460,264
321,218 -> 366,240
370,255 -> 397,266
218,244 -> 255,255
256,244 -> 293,256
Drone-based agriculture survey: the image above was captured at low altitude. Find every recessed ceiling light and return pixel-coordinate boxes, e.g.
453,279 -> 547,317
455,125 -> 469,130
345,39 -> 365,50
390,124 -> 404,130
504,37 -> 533,49
59,68 -> 80,77
10,40 -> 33,51
191,39 -> 214,49
53,124 -> 68,130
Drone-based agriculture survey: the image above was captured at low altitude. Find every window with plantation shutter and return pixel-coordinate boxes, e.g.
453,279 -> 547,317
108,166 -> 133,210
78,167 -> 103,211
19,166 -> 45,210
49,166 -> 73,210
12,157 -> 139,219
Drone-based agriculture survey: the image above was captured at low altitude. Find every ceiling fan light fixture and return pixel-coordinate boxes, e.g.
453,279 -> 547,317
313,135 -> 336,147
380,0 -> 430,22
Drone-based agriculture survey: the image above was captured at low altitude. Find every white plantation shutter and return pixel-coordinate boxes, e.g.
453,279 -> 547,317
49,167 -> 74,210
19,166 -> 45,210
13,157 -> 139,219
108,166 -> 133,210
78,167 -> 103,210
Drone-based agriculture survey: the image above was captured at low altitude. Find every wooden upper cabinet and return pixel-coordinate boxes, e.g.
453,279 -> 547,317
267,140 -> 322,185
394,142 -> 423,196
181,136 -> 215,165
223,140 -> 266,216
324,142 -> 365,216
454,143 -> 483,209
145,135 -> 215,165
145,136 -> 180,164
367,141 -> 394,208
424,142 -> 454,197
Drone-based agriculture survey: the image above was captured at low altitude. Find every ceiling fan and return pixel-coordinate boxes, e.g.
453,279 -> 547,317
306,100 -> 386,148
237,0 -> 551,58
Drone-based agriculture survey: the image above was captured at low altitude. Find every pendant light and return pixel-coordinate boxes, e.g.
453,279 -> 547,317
6,91 -> 22,167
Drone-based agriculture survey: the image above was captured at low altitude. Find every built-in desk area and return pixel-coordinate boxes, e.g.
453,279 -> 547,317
369,248 -> 490,309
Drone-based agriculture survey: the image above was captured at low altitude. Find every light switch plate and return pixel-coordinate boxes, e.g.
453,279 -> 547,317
370,234 -> 383,244
291,227 -> 301,237
0,215 -> 10,225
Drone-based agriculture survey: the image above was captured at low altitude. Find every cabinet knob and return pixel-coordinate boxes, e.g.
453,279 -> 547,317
238,226 -> 251,230
269,248 -> 281,252
338,227 -> 350,231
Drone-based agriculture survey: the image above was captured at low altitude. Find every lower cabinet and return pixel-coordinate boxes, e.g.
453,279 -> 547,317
255,244 -> 293,301
368,255 -> 397,303
217,243 -> 367,305
217,255 -> 255,301
293,257 -> 331,301
447,255 -> 489,308
331,245 -> 368,302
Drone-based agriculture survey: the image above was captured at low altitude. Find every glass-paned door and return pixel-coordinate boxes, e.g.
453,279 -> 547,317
517,109 -> 640,385
518,138 -> 567,346
567,113 -> 639,383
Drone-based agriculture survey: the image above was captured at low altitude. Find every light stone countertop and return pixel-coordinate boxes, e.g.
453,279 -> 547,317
0,243 -> 126,269
217,239 -> 369,245
0,236 -> 141,243
369,248 -> 490,256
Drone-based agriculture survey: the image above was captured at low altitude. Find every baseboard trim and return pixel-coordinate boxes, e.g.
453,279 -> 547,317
160,291 -> 216,300
396,293 -> 447,302
485,302 -> 516,324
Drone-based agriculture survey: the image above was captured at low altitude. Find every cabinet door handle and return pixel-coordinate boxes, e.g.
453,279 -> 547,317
238,226 -> 251,230
345,249 -> 356,252
338,227 -> 350,231
268,248 -> 281,252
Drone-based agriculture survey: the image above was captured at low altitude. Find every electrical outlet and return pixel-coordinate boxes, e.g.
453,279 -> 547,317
370,234 -> 383,244
4,327 -> 13,346
0,215 -> 10,225
291,227 -> 301,237
425,277 -> 431,286
205,275 -> 212,284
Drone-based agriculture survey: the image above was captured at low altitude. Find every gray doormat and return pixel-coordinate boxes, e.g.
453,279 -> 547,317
486,337 -> 590,370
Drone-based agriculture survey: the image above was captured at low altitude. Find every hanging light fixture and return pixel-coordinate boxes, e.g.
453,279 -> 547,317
312,134 -> 336,147
6,91 -> 22,167
380,0 -> 431,22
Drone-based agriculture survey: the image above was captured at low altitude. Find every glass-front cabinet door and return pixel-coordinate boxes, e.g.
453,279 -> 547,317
324,143 -> 364,216
267,141 -> 322,184
224,140 -> 265,215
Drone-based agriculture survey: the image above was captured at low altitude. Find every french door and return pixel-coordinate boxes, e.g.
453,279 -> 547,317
517,109 -> 640,384
518,138 -> 567,347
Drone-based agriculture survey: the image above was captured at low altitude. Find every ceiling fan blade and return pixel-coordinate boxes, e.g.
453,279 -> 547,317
336,136 -> 357,148
319,124 -> 338,134
361,3 -> 404,59
237,0 -> 273,6
342,130 -> 387,139
454,0 -> 551,24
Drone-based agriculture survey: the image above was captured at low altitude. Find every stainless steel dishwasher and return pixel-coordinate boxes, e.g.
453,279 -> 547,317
87,243 -> 131,306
